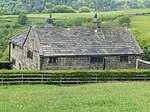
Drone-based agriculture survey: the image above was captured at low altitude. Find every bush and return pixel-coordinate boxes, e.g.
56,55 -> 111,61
78,6 -> 91,13
18,13 -> 28,25
0,62 -> 11,69
143,47 -> 150,61
0,69 -> 149,75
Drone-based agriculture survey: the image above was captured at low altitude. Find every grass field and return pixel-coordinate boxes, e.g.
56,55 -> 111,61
131,16 -> 150,33
0,82 -> 150,112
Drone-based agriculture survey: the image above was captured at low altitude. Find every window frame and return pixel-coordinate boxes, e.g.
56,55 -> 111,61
12,44 -> 15,49
120,56 -> 128,62
27,50 -> 33,60
49,57 -> 58,64
90,56 -> 104,64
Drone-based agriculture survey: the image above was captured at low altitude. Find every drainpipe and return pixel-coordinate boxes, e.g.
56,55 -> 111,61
9,42 -> 12,69
9,42 -> 11,61
103,57 -> 106,70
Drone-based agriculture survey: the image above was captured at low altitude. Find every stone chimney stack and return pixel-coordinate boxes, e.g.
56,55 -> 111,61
92,13 -> 101,28
45,13 -> 53,27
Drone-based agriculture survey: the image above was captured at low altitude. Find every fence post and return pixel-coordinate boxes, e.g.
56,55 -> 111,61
96,74 -> 98,83
60,75 -> 62,86
22,75 -> 23,84
41,75 -> 43,84
2,75 -> 3,85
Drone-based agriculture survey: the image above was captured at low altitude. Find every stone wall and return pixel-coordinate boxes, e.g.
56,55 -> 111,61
136,59 -> 150,69
105,55 -> 141,69
22,29 -> 40,70
11,29 -> 40,70
40,56 -> 103,70
40,55 -> 140,70
10,44 -> 23,69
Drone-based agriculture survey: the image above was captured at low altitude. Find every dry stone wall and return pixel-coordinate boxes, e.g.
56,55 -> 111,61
11,29 -> 40,70
10,44 -> 23,69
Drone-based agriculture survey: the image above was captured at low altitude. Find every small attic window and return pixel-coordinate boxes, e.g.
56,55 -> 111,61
13,44 -> 15,49
27,50 -> 33,59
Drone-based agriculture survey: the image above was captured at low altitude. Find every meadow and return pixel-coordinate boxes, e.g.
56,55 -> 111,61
0,82 -> 150,112
131,16 -> 150,33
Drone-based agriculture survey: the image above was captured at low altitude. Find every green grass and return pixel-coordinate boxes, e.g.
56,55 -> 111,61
0,82 -> 150,112
131,15 -> 150,52
131,16 -> 150,33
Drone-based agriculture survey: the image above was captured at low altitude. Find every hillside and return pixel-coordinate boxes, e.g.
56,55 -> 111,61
0,0 -> 150,14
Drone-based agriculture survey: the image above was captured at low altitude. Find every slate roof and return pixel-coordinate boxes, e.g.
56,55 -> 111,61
10,26 -> 143,56
10,29 -> 29,46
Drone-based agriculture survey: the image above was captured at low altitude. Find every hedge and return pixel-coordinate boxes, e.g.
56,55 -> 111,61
0,69 -> 149,77
0,62 -> 11,69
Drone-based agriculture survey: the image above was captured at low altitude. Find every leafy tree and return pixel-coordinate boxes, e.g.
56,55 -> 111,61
144,0 -> 150,8
143,47 -> 150,61
118,15 -> 131,27
17,13 -> 28,25
132,28 -> 150,61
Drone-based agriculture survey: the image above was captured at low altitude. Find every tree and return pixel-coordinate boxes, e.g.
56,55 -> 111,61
118,15 -> 131,27
17,13 -> 28,25
78,6 -> 91,13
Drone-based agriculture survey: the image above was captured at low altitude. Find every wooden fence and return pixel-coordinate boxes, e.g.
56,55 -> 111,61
0,74 -> 150,85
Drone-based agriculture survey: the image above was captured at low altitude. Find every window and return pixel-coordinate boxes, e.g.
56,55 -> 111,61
90,57 -> 103,63
49,57 -> 58,64
120,56 -> 128,62
27,50 -> 33,59
12,59 -> 16,65
13,44 -> 15,49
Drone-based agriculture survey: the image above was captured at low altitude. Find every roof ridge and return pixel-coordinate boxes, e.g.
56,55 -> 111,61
9,28 -> 30,42
22,27 -> 32,47
33,29 -> 44,56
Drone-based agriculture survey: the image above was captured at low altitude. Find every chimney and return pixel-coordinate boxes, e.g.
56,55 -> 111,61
92,13 -> 101,28
45,13 -> 53,27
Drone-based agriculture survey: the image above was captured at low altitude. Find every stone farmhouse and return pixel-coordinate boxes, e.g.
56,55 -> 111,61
9,14 -> 143,70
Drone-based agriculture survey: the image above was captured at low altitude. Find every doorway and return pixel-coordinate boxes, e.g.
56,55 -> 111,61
19,63 -> 22,70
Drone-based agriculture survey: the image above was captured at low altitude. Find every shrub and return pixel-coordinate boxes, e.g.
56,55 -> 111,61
0,69 -> 149,76
0,61 -> 11,69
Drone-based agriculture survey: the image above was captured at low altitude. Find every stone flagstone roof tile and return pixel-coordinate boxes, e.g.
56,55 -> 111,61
10,26 -> 143,56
